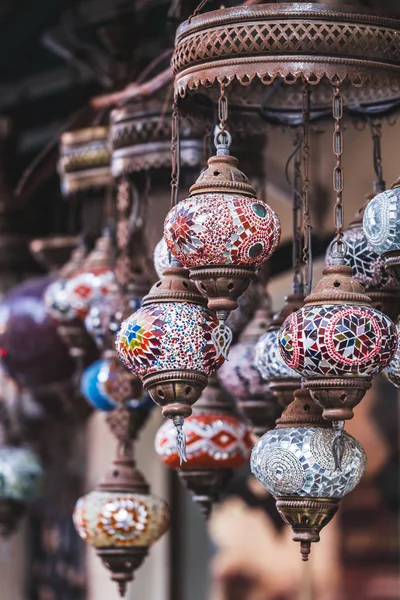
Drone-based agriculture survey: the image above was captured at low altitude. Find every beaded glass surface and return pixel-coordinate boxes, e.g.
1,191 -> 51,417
384,322 -> 400,388
153,238 -> 170,279
65,268 -> 115,319
251,426 -> 366,498
164,193 -> 281,268
0,447 -> 43,501
363,187 -> 400,254
155,413 -> 252,469
326,225 -> 397,290
80,359 -> 117,412
255,329 -> 301,381
116,302 -> 224,378
44,279 -> 77,322
218,341 -> 270,400
73,491 -> 170,547
280,304 -> 397,378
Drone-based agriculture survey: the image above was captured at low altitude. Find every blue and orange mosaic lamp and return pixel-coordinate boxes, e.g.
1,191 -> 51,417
116,263 -> 228,462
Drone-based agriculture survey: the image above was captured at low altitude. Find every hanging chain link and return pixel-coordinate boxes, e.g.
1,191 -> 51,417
115,177 -> 133,290
170,96 -> 181,208
369,120 -> 386,193
302,82 -> 313,295
189,0 -> 209,22
215,84 -> 232,151
285,129 -> 304,294
332,85 -> 345,255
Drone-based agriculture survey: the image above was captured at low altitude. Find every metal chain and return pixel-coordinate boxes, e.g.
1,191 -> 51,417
332,85 -> 345,254
170,96 -> 181,208
115,176 -> 132,290
189,0 -> 209,22
369,120 -> 386,193
302,82 -> 313,295
285,129 -> 304,294
215,84 -> 232,151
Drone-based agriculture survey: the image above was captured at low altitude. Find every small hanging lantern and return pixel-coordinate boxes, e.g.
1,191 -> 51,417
116,263 -> 227,463
0,445 -> 43,536
279,265 -> 397,421
218,294 -> 281,436
45,245 -> 87,322
73,449 -> 170,597
254,294 -> 304,409
326,202 -> 400,321
155,373 -> 252,518
80,359 -> 118,412
251,390 -> 366,561
164,89 -> 281,317
363,181 -> 400,283
384,322 -> 400,388
65,233 -> 115,321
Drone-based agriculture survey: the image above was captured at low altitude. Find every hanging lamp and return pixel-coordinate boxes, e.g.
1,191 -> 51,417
155,373 -> 252,518
218,293 -> 281,436
251,390 -> 366,561
116,262 -> 227,462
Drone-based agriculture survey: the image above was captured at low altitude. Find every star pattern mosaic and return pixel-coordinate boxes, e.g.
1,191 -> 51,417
326,225 -> 397,290
251,426 -> 366,499
164,193 -> 281,268
155,412 -> 252,469
279,304 -> 397,378
116,302 -> 224,379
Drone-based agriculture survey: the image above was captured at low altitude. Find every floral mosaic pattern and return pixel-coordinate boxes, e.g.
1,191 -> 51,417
73,491 -> 170,548
153,238 -> 170,279
218,341 -> 270,400
116,302 -> 224,378
0,447 -> 43,501
326,225 -> 397,290
384,322 -> 400,388
251,426 -> 366,498
279,304 -> 397,378
255,329 -> 301,381
155,413 -> 252,469
65,268 -> 115,319
164,193 -> 281,268
363,187 -> 400,255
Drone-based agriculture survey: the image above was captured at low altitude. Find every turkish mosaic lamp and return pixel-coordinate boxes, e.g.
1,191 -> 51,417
65,233 -> 115,320
155,374 -> 252,518
73,450 -> 170,597
383,322 -> 400,388
164,131 -> 281,317
116,263 -> 227,462
0,446 -> 43,536
326,202 -> 400,321
251,390 -> 366,560
363,182 -> 400,284
44,245 -> 86,322
153,237 -> 170,279
80,359 -> 117,412
279,265 -> 398,421
219,295 -> 281,436
254,293 -> 304,409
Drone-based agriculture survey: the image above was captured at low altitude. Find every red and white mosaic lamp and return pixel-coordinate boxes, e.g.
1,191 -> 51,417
155,373 -> 252,517
164,129 -> 281,322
